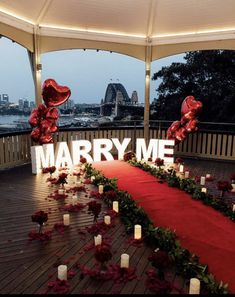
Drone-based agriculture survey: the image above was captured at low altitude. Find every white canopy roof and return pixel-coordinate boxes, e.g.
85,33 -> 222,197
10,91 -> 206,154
1,0 -> 235,60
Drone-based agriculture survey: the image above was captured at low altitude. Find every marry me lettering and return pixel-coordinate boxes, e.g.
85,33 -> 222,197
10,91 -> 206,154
31,138 -> 175,174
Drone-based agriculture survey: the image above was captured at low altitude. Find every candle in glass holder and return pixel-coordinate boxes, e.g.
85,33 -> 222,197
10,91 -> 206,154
120,253 -> 129,268
201,187 -> 207,193
94,234 -> 102,246
72,195 -> 78,205
206,173 -> 211,179
113,201 -> 119,213
104,215 -> 111,225
189,278 -> 200,294
134,224 -> 142,240
184,171 -> 189,178
232,204 -> 235,212
63,214 -> 70,226
58,189 -> 64,195
58,265 -> 67,281
98,184 -> 104,194
179,165 -> 184,173
200,176 -> 206,185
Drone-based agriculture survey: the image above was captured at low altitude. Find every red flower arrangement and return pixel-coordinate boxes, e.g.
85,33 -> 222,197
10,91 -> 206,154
53,222 -> 66,235
87,200 -> 102,222
77,263 -> 136,283
31,210 -> 48,233
103,190 -> 117,201
86,221 -> 114,235
148,157 -> 152,162
94,243 -> 112,265
80,157 -> 87,164
47,279 -> 70,294
148,249 -> 172,279
155,158 -> 164,167
89,190 -> 103,200
175,157 -> 183,164
59,203 -> 86,213
145,269 -> 172,294
217,180 -> 233,192
123,151 -> 136,162
42,166 -> 56,174
29,210 -> 52,241
56,172 -> 68,186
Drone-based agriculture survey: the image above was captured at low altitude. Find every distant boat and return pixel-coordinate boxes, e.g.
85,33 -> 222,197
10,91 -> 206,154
60,113 -> 74,117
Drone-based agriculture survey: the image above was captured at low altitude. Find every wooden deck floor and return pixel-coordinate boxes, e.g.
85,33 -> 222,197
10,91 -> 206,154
0,164 -> 187,294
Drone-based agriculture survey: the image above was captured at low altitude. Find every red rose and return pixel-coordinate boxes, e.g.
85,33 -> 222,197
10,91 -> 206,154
104,190 -> 117,201
123,151 -> 136,162
80,157 -> 87,164
155,158 -> 164,167
31,210 -> 48,226
217,180 -> 232,192
87,201 -> 102,220
94,243 -> 112,263
175,157 -> 183,164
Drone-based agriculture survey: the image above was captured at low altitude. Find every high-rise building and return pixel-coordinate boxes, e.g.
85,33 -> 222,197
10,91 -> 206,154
18,99 -> 24,111
30,101 -> 36,110
0,94 -> 9,106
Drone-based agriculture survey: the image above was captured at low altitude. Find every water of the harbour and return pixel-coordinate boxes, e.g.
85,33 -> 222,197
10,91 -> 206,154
0,115 -> 29,124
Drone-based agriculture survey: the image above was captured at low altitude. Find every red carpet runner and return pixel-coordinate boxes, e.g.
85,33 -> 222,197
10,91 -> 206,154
93,160 -> 235,292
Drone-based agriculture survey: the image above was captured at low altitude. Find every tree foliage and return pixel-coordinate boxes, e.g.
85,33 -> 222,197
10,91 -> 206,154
151,50 -> 235,122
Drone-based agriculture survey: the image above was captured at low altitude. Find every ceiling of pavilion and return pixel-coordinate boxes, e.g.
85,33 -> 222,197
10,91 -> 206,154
1,0 -> 235,46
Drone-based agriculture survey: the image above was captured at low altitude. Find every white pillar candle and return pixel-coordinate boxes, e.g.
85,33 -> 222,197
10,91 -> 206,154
104,215 -> 111,225
120,253 -> 129,268
206,173 -> 211,178
134,224 -> 142,240
200,176 -> 206,185
94,234 -> 102,246
189,278 -> 200,294
91,176 -> 95,182
98,184 -> 104,194
72,195 -> 78,205
58,189 -> 64,195
179,164 -> 184,173
113,201 -> 119,213
81,164 -> 86,170
201,187 -> 207,193
63,214 -> 70,226
232,204 -> 235,212
58,265 -> 67,281
184,171 -> 189,178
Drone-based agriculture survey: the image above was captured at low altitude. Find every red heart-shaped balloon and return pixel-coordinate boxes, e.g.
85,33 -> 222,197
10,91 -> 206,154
39,134 -> 53,145
46,107 -> 59,120
31,128 -> 41,142
42,79 -> 71,107
181,96 -> 202,116
29,109 -> 39,127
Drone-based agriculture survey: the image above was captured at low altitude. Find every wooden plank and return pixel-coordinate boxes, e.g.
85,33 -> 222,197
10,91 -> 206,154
216,134 -> 222,156
221,134 -> 228,158
227,135 -> 233,158
201,133 -> 207,156
233,135 -> 235,158
211,134 -> 217,156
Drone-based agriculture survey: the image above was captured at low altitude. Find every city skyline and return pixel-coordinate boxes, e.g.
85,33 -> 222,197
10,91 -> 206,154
0,36 -> 185,104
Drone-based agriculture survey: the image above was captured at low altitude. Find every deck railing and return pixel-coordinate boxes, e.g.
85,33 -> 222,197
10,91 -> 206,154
0,122 -> 235,170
